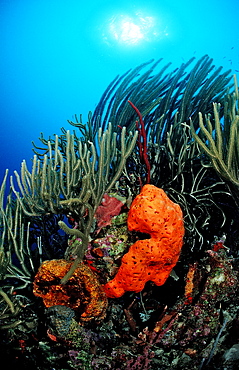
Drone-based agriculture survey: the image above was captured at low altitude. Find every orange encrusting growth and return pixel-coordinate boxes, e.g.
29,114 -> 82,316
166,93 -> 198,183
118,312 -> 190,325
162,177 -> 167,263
33,259 -> 108,321
103,184 -> 185,298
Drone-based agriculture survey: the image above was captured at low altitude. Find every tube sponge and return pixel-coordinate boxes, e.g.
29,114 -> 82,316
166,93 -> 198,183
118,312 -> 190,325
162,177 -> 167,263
103,184 -> 185,298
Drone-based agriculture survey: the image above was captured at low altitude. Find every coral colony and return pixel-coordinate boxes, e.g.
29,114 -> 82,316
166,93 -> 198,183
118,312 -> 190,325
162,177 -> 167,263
1,55 -> 239,369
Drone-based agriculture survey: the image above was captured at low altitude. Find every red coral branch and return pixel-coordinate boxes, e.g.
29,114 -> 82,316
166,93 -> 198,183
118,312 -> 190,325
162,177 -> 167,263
128,100 -> 151,184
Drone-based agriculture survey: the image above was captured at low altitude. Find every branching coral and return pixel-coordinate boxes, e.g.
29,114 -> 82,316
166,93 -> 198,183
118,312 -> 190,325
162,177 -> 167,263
11,123 -> 137,218
70,55 -> 232,146
128,100 -> 151,184
147,115 -> 232,250
190,76 -> 239,187
104,184 -> 184,298
10,123 -> 137,282
0,170 -> 35,289
69,55 -> 232,251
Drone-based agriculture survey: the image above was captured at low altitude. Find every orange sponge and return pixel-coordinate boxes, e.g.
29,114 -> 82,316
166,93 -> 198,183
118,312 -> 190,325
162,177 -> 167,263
103,184 -> 184,298
33,259 -> 108,321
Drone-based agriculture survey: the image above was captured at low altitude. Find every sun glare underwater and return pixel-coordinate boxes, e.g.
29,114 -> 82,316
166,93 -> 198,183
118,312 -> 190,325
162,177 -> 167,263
102,11 -> 168,46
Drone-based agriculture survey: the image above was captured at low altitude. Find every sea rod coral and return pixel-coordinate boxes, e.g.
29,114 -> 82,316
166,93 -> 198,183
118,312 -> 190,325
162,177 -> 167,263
10,123 -> 138,283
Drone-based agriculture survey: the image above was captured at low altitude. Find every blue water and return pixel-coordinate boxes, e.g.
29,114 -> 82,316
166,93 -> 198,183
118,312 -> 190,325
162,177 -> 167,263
1,0 -> 238,181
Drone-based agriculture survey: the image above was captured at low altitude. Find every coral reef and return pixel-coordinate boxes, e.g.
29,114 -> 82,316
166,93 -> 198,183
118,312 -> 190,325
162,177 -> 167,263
130,242 -> 239,369
1,55 -> 239,370
10,123 -> 138,283
104,184 -> 184,298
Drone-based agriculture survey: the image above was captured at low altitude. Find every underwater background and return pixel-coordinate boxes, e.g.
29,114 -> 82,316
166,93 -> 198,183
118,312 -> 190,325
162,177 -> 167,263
0,0 -> 239,181
2,1 -> 239,369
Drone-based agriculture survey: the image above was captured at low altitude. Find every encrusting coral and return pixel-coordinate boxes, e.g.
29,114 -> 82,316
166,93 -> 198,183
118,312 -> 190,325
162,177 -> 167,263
33,259 -> 108,321
103,184 -> 185,298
